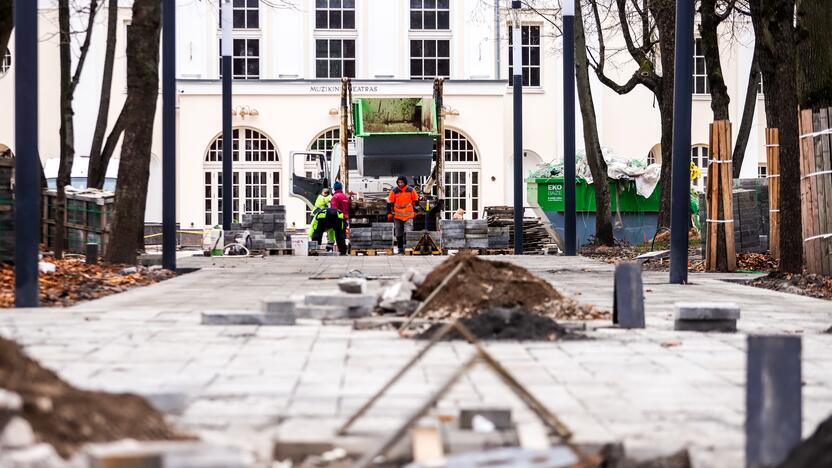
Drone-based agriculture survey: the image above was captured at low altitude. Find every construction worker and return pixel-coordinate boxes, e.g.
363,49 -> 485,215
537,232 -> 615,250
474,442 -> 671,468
387,176 -> 420,255
309,207 -> 348,255
315,188 -> 332,209
330,181 -> 352,221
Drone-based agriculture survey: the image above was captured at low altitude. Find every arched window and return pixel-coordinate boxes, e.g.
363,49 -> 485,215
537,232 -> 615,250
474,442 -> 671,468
0,48 -> 10,78
203,128 -> 280,226
415,128 -> 481,220
307,127 -> 356,161
647,144 -> 661,166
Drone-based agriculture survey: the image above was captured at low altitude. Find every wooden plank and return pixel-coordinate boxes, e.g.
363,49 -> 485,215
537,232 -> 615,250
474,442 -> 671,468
800,109 -> 820,273
707,123 -> 718,271
721,121 -> 737,271
766,128 -> 780,260
820,108 -> 832,274
809,109 -> 823,274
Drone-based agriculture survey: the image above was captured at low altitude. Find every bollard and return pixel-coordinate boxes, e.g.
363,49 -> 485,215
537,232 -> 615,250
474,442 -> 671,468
85,243 -> 99,265
746,335 -> 802,468
613,262 -> 645,328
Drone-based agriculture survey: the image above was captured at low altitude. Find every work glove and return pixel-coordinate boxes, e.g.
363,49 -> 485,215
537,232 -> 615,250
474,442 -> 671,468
387,213 -> 393,221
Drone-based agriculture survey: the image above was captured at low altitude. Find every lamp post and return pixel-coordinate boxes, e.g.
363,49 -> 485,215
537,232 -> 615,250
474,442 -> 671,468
563,0 -> 576,256
512,0 -> 524,255
670,0 -> 694,284
162,0 -> 177,270
14,0 -> 39,307
221,0 -> 233,231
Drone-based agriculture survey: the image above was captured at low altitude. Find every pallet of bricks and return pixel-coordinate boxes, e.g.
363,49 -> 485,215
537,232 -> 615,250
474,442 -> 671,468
42,189 -> 114,253
349,222 -> 393,255
232,205 -> 290,254
0,159 -> 12,262
799,107 -> 832,275
439,219 -> 510,253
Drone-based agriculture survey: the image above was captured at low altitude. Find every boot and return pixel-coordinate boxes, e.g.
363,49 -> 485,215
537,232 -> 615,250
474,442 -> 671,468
397,236 -> 405,255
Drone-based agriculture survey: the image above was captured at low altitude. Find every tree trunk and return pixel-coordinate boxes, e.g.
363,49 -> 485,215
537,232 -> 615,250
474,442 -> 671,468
0,0 -> 11,55
796,0 -> 832,110
105,0 -> 161,264
87,0 -> 120,189
733,52 -> 759,178
699,0 -> 731,120
575,0 -> 613,246
55,0 -> 74,259
751,0 -> 802,274
652,0 -> 676,231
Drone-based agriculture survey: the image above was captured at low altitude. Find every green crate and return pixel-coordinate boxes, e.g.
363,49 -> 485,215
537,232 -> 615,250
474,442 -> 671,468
353,98 -> 438,137
529,177 -> 660,213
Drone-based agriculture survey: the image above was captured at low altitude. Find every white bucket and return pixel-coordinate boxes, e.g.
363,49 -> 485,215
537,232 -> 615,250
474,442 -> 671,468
291,235 -> 309,256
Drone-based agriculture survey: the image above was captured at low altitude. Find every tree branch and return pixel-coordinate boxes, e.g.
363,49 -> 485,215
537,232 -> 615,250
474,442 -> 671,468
69,0 -> 99,95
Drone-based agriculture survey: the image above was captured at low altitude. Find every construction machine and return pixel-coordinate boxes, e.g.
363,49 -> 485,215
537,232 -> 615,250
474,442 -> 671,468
289,78 -> 448,253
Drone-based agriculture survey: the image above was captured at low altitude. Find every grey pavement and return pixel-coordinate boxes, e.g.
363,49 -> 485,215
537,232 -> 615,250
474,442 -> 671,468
1,254 -> 831,467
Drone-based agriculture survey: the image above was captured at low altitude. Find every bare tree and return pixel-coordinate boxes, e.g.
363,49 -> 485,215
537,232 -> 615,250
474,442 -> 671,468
588,0 -> 677,230
106,0 -> 161,264
0,0 -> 11,54
86,0 -> 123,190
732,41 -> 759,177
750,0 -> 802,273
575,0 -> 614,245
56,0 -> 99,258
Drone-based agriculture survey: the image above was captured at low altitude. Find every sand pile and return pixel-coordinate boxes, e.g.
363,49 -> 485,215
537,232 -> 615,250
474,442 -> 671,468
0,336 -> 183,458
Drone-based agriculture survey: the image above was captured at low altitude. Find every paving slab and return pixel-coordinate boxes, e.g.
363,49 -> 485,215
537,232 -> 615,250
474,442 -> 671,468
0,254 -> 831,467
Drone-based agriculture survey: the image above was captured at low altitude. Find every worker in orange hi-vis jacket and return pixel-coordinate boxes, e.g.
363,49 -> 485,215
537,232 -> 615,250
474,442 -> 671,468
387,176 -> 420,255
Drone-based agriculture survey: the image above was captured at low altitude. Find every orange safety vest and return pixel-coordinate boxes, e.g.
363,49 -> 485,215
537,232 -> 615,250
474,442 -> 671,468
388,186 -> 418,221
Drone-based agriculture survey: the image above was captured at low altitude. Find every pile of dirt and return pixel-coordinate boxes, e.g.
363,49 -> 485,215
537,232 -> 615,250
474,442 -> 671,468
417,308 -> 584,341
0,258 -> 175,308
0,336 -> 183,458
412,252 -> 608,321
776,413 -> 832,468
747,271 -> 832,300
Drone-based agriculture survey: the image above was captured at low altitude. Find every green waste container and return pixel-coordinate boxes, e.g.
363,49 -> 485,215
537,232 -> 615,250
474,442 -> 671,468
529,177 -> 660,213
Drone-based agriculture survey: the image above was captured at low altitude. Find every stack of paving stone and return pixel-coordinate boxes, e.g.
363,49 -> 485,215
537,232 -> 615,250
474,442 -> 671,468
674,302 -> 740,332
350,222 -> 394,249
440,220 -> 466,249
699,189 -> 765,253
0,159 -> 12,262
488,226 -> 511,249
465,219 -> 489,249
237,205 -> 287,250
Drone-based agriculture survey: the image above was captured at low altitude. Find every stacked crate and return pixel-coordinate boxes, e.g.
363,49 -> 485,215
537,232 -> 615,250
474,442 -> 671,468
0,160 -> 13,262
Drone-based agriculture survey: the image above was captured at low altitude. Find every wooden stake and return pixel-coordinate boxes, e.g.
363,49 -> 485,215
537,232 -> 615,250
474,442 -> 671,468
706,121 -> 736,272
766,128 -> 780,260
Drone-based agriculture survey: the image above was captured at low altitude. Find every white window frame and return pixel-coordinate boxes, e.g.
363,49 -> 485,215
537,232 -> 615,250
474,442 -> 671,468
409,38 -> 451,80
0,48 -> 10,77
315,0 -> 356,30
693,38 -> 709,95
204,128 -> 281,226
227,0 -> 260,30
315,38 -> 357,78
508,24 -> 542,88
758,163 -> 768,179
218,37 -> 260,80
691,145 -> 709,190
410,0 -> 451,31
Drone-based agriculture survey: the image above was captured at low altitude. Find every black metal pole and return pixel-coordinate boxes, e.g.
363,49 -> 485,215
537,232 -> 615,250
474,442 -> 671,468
14,0 -> 39,307
162,0 -> 176,271
512,10 -> 524,255
563,4 -> 576,256
221,0 -> 233,231
670,0 -> 694,284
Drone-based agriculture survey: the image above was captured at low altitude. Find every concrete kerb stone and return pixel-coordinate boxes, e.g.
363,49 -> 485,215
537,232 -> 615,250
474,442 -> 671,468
338,278 -> 367,294
262,298 -> 297,315
674,319 -> 738,333
81,440 -> 253,468
201,310 -> 296,326
674,302 -> 741,321
304,293 -> 377,309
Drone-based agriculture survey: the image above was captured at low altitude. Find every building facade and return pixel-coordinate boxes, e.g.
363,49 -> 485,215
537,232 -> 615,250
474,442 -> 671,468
0,0 -> 769,230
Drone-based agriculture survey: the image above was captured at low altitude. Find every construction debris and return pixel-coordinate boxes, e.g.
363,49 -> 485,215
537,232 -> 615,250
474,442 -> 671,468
484,207 -> 559,254
0,258 -> 175,308
0,337 -> 182,459
411,252 -> 608,323
747,271 -> 832,300
417,307 -> 583,341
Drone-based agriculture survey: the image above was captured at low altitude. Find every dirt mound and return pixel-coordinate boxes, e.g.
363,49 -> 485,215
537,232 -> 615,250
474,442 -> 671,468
748,271 -> 832,300
0,336 -> 183,458
417,308 -> 584,341
413,252 -> 608,321
776,413 -> 832,468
